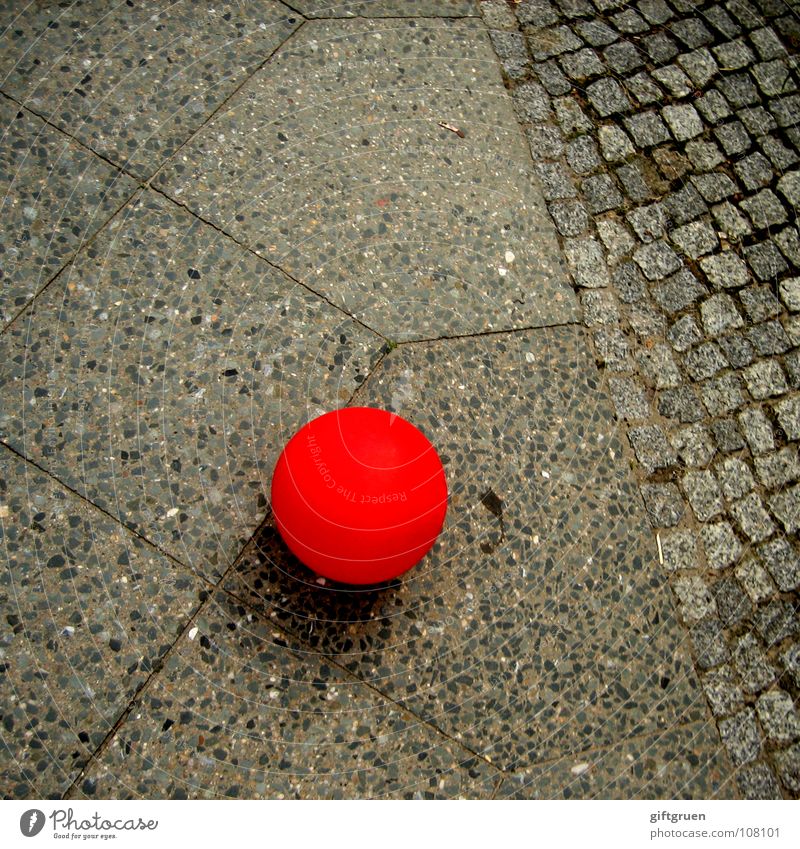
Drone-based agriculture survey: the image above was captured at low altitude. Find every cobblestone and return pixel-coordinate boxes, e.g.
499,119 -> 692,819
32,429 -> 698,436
691,617 -> 731,669
701,520 -> 743,569
652,269 -> 708,314
608,375 -> 649,421
682,469 -> 723,521
719,330 -> 757,368
702,665 -> 745,717
673,575 -> 716,623
775,744 -> 800,793
767,486 -> 799,532
564,237 -> 610,288
549,200 -> 591,236
701,293 -> 745,337
754,600 -> 799,647
670,221 -> 719,259
668,315 -> 703,352
641,482 -> 685,527
746,241 -> 789,281
740,286 -> 782,322
624,111 -> 672,148
717,456 -> 756,501
610,260 -> 646,302
700,252 -> 750,289
720,708 -> 763,766
736,762 -> 783,800
713,575 -> 753,628
599,221 -> 636,265
582,173 -> 624,213
773,395 -> 800,441
779,278 -> 800,312
633,240 -> 682,281
758,537 -> 800,593
663,104 -> 705,141
753,446 -> 800,490
566,136 -> 602,175
736,557 -> 778,604
734,633 -> 778,694
597,124 -> 634,163
684,342 -> 730,381
739,407 -> 776,456
670,423 -> 716,467
741,189 -> 789,230
743,359 -> 789,399
628,425 -> 676,472
700,372 -> 747,416
494,0 -> 800,797
659,528 -> 700,572
730,492 -> 776,542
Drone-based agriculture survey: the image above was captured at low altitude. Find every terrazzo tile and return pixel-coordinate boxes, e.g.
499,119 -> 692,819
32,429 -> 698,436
292,1 -> 479,15
68,588 -> 498,799
0,1 -> 300,177
495,722 -> 736,799
0,98 -> 137,328
0,447 -> 204,799
0,192 -> 385,581
155,17 -> 577,340
223,327 -> 707,771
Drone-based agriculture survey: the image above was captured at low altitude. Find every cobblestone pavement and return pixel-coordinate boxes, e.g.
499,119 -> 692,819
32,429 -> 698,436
0,0 -> 796,800
479,0 -> 799,798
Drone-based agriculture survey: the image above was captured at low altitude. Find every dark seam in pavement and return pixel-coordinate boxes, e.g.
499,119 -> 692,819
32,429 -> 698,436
0,188 -> 142,336
151,185 -> 391,343
0,90 -> 142,182
301,15 -> 482,22
279,1 -> 308,19
142,19 -> 309,188
395,318 -> 581,345
61,504 -> 282,800
61,592 -> 216,799
215,572 -> 504,780
0,440 -> 218,594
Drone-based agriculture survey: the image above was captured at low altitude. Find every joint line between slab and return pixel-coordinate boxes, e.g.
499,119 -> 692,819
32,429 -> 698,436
396,318 -> 581,346
0,187 -> 143,337
143,19 -> 309,187
60,505 -> 286,799
0,90 -> 142,182
215,575 -> 505,781
150,185 -> 390,342
0,440 -> 216,591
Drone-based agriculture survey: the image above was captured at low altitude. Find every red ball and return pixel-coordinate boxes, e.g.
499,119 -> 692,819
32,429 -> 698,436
270,407 -> 447,585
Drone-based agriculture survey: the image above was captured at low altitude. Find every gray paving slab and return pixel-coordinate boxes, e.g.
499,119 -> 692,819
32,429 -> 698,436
0,1 -> 300,178
155,17 -> 577,340
0,192 -> 385,582
69,587 -> 499,799
0,98 -> 137,328
223,327 -> 708,773
0,446 -> 204,799
293,1 -> 478,16
495,722 -> 735,799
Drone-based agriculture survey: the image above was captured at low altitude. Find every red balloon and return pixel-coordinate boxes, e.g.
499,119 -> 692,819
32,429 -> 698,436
271,407 -> 448,585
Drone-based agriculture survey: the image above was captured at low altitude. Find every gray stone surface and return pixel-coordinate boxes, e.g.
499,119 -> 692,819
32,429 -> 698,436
225,329 -> 707,769
17,0 -> 800,801
719,709 -> 763,766
0,195 -> 385,581
0,99 -> 137,330
155,17 -> 578,340
0,1 -> 301,178
0,448 -> 204,798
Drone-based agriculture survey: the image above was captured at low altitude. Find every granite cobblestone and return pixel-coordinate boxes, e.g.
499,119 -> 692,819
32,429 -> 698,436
491,0 -> 800,798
